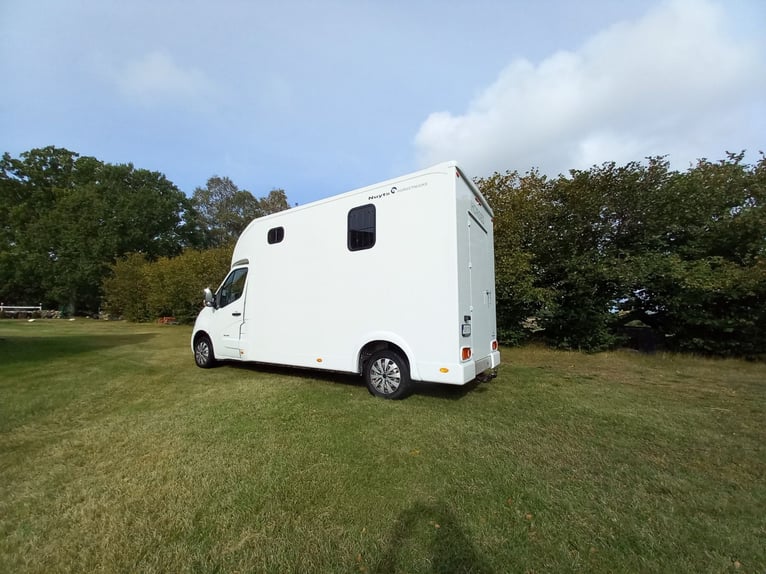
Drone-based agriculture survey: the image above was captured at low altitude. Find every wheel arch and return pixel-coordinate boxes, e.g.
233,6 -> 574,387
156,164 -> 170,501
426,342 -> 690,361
193,329 -> 212,347
192,329 -> 215,358
192,329 -> 218,368
356,335 -> 418,380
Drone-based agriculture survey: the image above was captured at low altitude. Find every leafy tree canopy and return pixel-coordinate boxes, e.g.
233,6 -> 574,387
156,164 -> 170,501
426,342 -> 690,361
0,147 -> 197,312
1,147 -> 291,314
191,177 -> 289,247
478,152 -> 766,357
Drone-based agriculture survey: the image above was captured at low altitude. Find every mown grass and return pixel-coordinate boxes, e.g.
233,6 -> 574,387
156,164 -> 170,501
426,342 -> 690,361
0,319 -> 764,573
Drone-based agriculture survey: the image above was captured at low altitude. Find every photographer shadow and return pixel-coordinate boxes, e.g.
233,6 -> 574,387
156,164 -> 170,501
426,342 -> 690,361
373,501 -> 495,574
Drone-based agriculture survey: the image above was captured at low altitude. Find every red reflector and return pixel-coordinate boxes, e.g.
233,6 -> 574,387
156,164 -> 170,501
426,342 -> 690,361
492,340 -> 498,351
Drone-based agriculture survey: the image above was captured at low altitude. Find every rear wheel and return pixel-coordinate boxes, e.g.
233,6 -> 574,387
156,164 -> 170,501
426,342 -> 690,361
364,349 -> 412,399
194,334 -> 216,368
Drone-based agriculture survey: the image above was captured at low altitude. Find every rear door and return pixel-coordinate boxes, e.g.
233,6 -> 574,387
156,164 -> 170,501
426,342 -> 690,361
467,209 -> 494,362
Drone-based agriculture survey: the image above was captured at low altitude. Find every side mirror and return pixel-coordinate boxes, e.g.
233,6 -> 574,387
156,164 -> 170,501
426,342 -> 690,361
203,288 -> 215,308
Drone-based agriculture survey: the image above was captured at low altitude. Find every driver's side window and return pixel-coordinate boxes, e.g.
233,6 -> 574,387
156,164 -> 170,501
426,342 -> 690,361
217,268 -> 248,308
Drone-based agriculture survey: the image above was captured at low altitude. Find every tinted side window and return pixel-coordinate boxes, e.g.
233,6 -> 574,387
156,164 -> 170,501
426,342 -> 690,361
348,204 -> 376,251
267,226 -> 284,244
217,268 -> 248,308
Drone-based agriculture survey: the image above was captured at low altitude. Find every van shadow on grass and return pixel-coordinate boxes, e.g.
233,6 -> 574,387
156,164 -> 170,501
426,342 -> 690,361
218,361 -> 492,400
0,333 -> 157,366
372,501 -> 495,574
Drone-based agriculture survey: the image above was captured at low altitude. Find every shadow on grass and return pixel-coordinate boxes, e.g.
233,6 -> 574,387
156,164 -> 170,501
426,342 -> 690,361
0,333 -> 157,366
216,361 -> 493,400
373,501 -> 495,574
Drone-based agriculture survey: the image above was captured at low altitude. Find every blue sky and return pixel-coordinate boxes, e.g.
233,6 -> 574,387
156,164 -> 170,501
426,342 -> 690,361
1,0 -> 764,206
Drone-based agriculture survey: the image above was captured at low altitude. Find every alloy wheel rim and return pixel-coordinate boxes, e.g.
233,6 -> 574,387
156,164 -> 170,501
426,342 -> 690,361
370,358 -> 401,394
196,341 -> 209,364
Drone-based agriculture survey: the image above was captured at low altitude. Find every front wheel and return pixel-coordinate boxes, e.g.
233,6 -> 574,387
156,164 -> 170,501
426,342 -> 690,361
194,334 -> 217,368
364,349 -> 413,399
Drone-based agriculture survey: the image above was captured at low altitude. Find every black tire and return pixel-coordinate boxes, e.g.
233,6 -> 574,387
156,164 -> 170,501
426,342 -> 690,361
364,349 -> 412,399
194,334 -> 217,368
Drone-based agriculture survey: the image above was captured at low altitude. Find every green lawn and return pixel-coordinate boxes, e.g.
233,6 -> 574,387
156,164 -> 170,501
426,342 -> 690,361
0,319 -> 764,573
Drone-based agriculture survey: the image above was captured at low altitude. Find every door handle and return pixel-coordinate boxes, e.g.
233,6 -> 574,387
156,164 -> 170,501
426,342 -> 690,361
232,312 -> 242,317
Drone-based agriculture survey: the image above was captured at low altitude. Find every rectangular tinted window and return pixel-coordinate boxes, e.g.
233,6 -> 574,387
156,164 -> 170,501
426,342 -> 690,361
267,226 -> 284,244
348,204 -> 376,251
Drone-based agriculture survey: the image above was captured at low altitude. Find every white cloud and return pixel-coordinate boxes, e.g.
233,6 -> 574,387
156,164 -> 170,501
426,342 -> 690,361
414,0 -> 766,176
111,50 -> 217,109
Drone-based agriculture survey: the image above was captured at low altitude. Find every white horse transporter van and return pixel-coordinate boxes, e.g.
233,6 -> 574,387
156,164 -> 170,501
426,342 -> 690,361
192,161 -> 500,398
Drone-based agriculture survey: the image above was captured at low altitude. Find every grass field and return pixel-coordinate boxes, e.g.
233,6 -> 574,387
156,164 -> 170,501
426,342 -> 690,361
0,319 -> 764,573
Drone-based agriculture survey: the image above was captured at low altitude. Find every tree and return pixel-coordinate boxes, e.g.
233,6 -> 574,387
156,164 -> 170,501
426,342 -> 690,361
616,153 -> 766,356
480,152 -> 765,356
0,147 -> 197,313
532,158 -> 676,350
191,177 -> 290,247
1,147 -> 84,309
259,188 -> 290,215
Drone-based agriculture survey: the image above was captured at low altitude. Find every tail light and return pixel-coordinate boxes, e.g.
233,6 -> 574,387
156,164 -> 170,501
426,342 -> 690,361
492,340 -> 498,351
461,347 -> 472,361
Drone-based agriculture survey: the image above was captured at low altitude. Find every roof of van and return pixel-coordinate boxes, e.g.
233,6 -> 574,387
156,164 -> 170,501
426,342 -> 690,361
246,160 -> 487,226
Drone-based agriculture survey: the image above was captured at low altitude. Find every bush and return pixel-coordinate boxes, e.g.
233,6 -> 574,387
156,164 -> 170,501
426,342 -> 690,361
103,246 -> 233,323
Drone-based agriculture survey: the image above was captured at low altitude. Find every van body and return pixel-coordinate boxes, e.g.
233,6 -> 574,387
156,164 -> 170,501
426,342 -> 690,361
191,161 -> 500,398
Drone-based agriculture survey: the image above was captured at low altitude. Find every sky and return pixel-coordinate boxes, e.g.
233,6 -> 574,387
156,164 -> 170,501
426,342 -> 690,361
1,0 -> 764,206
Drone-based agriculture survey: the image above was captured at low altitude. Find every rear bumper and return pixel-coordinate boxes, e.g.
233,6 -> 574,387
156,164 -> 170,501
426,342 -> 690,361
415,350 -> 501,385
474,350 -> 501,375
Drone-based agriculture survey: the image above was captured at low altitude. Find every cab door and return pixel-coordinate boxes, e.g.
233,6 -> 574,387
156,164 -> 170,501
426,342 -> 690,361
211,266 -> 248,359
